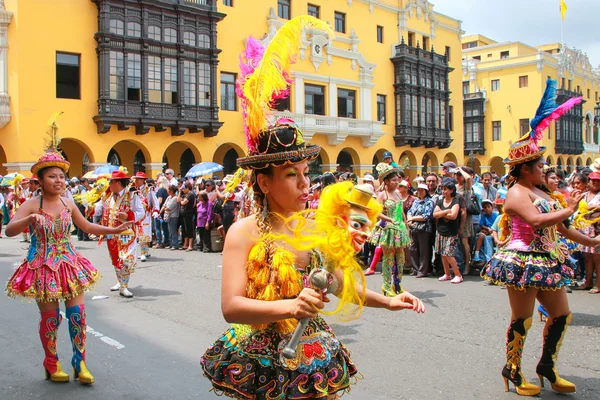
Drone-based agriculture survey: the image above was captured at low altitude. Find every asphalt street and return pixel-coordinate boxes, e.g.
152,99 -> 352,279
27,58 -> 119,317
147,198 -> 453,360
0,235 -> 598,400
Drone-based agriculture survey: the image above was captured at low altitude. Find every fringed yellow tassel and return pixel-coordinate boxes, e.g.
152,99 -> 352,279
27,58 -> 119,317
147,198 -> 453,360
573,199 -> 600,229
277,318 -> 298,335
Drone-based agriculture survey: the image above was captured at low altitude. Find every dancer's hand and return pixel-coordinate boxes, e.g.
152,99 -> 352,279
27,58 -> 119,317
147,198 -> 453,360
567,190 -> 584,211
387,291 -> 426,313
118,212 -> 129,221
290,288 -> 329,319
29,213 -> 44,225
112,222 -> 133,234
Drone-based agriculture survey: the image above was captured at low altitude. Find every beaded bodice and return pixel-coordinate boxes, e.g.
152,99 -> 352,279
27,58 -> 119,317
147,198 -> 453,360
27,199 -> 79,270
505,198 -> 569,262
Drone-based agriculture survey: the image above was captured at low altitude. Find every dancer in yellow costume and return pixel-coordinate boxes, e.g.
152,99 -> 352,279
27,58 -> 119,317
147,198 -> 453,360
201,16 -> 424,400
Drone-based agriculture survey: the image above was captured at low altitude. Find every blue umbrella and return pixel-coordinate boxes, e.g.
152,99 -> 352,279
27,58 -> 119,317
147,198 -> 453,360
91,164 -> 121,178
185,162 -> 224,178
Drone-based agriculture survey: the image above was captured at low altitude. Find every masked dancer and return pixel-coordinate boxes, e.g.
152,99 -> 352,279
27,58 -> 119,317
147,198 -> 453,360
201,17 -> 424,399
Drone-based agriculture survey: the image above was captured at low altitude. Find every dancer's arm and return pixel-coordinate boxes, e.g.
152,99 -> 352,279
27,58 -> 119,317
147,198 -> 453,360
4,198 -> 37,237
67,199 -> 131,236
557,223 -> 600,247
221,217 -> 327,325
505,187 -> 582,229
330,268 -> 425,313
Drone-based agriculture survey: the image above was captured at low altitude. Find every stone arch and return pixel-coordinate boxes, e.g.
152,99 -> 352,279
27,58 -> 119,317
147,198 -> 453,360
546,155 -> 554,166
443,152 -> 458,164
336,147 -> 360,172
471,158 -> 482,175
312,147 -> 331,174
163,141 -> 202,177
586,157 -> 593,166
398,150 -> 417,171
566,157 -> 574,173
557,156 -> 564,170
213,142 -> 246,176
421,151 -> 439,175
109,139 -> 152,175
489,156 -> 505,177
576,157 -> 583,167
60,138 -> 96,178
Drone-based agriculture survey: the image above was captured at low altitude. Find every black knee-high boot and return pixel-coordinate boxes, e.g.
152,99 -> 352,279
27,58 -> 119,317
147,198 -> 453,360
536,313 -> 575,393
501,317 -> 540,396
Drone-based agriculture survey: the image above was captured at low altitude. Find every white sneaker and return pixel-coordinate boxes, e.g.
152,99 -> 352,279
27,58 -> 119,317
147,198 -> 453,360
110,282 -> 120,291
140,255 -> 147,262
119,288 -> 133,298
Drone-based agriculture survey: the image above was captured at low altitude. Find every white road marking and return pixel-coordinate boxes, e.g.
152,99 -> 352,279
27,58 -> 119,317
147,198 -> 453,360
60,311 -> 125,350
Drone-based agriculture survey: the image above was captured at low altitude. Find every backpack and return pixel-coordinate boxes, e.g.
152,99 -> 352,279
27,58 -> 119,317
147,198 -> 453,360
466,190 -> 481,216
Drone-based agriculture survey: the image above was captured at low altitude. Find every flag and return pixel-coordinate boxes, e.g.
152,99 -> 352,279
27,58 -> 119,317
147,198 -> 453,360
560,0 -> 568,20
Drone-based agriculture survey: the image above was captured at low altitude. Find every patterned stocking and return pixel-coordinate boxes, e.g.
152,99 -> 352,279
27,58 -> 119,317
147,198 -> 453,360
39,309 -> 62,374
66,304 -> 87,373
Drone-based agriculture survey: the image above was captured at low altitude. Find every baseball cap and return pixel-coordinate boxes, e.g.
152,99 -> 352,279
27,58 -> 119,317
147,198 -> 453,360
363,174 -> 375,182
481,199 -> 493,206
383,151 -> 393,159
441,161 -> 457,169
417,183 -> 428,191
399,180 -> 410,187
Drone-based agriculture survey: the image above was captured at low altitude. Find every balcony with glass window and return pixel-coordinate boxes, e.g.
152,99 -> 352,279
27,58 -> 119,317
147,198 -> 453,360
463,92 -> 485,155
272,112 -> 385,147
91,0 -> 224,136
555,89 -> 585,155
391,38 -> 453,148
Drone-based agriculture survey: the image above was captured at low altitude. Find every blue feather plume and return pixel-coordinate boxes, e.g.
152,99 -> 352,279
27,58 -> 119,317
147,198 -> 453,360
529,78 -> 558,140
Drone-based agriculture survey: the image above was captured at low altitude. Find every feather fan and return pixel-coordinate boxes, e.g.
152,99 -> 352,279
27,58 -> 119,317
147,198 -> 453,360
242,16 -> 333,149
529,79 -> 582,143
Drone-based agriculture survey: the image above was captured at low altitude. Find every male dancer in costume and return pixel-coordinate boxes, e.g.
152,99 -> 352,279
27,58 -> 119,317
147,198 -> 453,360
95,170 -> 144,298
133,172 -> 159,261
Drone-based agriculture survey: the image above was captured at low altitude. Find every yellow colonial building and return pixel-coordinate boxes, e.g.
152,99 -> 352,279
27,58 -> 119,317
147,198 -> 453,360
461,34 -> 600,176
0,0 -> 466,180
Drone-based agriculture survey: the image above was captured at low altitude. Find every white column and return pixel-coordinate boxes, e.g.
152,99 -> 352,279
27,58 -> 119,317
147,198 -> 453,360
294,76 -> 304,114
360,85 -> 372,121
0,1 -> 13,129
328,82 -> 337,117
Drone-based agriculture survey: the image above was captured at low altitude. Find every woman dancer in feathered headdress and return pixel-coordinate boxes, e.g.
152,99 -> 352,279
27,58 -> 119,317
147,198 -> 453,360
4,113 -> 131,385
200,16 -> 424,399
480,79 -> 598,396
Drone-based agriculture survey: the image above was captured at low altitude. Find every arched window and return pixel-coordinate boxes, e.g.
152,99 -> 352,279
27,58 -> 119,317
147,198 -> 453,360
133,150 -> 146,173
108,149 -> 121,166
110,19 -> 124,35
127,22 -> 141,38
148,25 -> 161,40
164,27 -> 177,43
183,31 -> 196,46
198,33 -> 210,48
